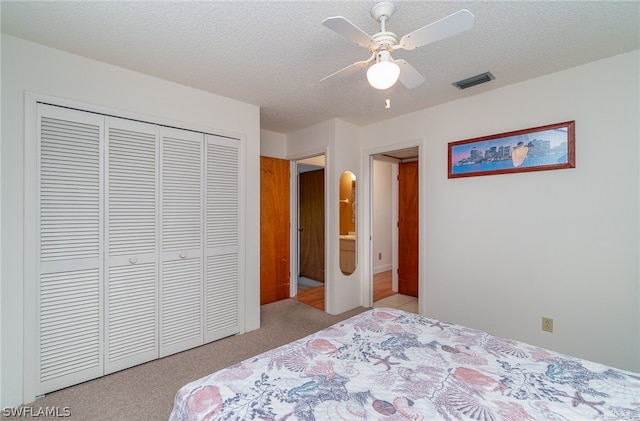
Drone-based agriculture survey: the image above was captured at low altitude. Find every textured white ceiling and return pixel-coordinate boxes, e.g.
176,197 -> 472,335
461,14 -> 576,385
2,1 -> 639,134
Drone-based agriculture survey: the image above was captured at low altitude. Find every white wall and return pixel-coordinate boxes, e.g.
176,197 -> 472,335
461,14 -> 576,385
287,119 -> 335,160
332,120 -> 363,313
287,119 -> 363,314
372,160 -> 393,274
260,129 -> 287,158
1,35 -> 261,407
361,50 -> 640,372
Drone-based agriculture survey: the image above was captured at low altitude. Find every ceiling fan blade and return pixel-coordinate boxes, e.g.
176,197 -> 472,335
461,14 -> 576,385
398,9 -> 475,50
322,16 -> 374,48
393,59 -> 426,89
320,53 -> 375,82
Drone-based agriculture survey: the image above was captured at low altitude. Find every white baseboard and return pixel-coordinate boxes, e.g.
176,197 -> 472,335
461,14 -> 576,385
373,263 -> 392,274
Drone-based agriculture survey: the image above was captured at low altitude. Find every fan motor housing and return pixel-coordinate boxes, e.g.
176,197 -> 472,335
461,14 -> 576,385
371,31 -> 398,51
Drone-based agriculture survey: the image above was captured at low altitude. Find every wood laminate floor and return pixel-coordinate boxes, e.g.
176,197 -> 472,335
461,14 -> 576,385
292,270 -> 415,312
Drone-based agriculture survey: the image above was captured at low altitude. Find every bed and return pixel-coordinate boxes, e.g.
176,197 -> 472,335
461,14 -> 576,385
170,308 -> 640,420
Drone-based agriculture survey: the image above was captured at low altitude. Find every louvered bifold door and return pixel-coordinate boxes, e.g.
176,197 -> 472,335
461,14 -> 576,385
37,104 -> 104,395
104,117 -> 159,374
159,127 -> 205,357
204,135 -> 241,343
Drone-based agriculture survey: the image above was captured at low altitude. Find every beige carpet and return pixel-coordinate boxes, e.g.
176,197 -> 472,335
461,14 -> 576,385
9,300 -> 366,421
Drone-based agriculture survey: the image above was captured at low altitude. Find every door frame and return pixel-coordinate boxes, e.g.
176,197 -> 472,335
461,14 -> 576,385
362,141 -> 423,312
288,153 -> 327,303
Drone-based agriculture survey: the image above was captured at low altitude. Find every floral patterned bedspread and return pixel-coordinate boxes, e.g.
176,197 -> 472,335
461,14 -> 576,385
170,308 -> 640,420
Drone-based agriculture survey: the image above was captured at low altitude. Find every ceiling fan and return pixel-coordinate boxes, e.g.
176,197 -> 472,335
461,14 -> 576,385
321,1 -> 475,90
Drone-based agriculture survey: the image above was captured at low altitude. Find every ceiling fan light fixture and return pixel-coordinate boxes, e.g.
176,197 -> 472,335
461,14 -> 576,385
367,59 -> 400,90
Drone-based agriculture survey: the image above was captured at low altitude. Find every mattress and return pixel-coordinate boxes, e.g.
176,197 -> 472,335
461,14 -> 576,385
170,308 -> 640,420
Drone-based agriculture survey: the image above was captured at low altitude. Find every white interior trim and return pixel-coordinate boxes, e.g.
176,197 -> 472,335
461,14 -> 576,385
362,140 -> 423,311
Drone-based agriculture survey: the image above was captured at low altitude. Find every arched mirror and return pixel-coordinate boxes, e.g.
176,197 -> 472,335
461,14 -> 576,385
339,171 -> 357,275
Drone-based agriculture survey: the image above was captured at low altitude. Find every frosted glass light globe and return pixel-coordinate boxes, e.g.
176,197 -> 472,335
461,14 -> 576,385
367,61 -> 400,90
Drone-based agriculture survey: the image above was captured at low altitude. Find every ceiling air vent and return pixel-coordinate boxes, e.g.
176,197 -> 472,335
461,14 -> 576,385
452,71 -> 495,90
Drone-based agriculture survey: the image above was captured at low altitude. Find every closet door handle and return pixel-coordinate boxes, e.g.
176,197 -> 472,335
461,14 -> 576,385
129,257 -> 137,264
179,252 -> 187,259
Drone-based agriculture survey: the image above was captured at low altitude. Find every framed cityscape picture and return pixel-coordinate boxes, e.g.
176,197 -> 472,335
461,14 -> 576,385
448,121 -> 575,178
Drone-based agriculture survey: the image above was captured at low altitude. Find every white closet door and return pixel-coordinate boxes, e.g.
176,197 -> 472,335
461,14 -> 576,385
104,117 -> 159,374
204,135 -> 241,342
37,104 -> 104,394
159,127 -> 204,357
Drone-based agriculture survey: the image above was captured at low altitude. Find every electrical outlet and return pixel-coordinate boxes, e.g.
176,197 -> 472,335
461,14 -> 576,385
542,317 -> 554,333
378,252 -> 382,260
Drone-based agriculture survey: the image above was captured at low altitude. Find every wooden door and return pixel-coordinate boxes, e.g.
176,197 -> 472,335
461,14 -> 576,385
398,161 -> 418,297
260,156 -> 290,305
299,169 -> 325,282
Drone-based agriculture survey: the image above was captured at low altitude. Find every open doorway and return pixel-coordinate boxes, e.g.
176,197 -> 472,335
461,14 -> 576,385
371,148 -> 419,314
292,155 -> 325,311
